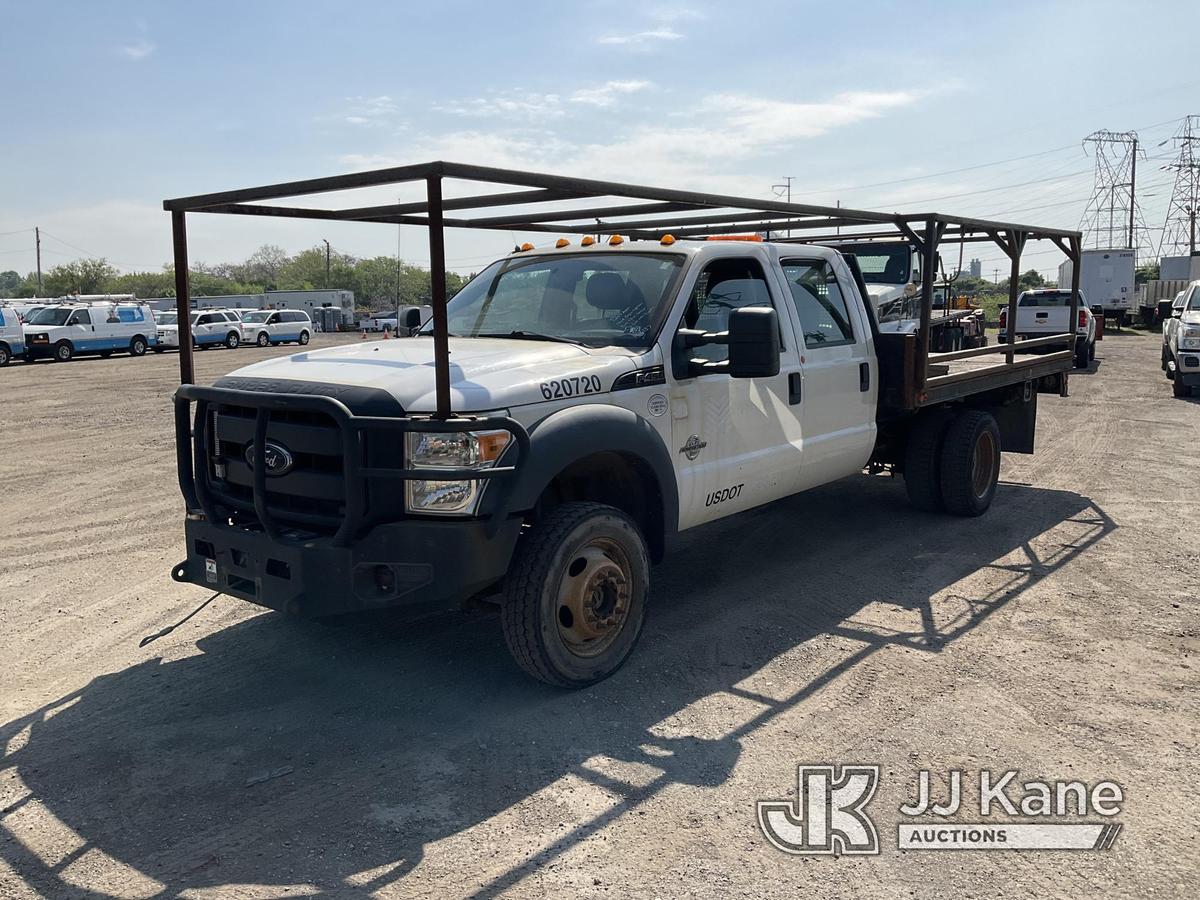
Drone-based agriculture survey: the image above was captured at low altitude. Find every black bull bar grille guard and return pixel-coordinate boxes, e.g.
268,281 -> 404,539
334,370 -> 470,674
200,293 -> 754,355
174,384 -> 531,547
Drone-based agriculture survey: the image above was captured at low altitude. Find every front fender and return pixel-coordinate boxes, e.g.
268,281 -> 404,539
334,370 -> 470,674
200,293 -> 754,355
488,403 -> 679,536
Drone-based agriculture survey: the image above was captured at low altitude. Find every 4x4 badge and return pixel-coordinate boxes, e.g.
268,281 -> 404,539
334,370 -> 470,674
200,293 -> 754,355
680,434 -> 707,460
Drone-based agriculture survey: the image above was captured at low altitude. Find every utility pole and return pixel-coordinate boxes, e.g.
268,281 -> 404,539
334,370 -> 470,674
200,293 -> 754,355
993,267 -> 1000,284
1158,115 -> 1200,258
321,239 -> 331,289
771,176 -> 795,237
35,227 -> 42,295
1128,135 -> 1137,250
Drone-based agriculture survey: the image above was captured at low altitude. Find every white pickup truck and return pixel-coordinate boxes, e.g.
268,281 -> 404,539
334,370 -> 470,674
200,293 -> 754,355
171,235 -> 1076,686
1162,280 -> 1200,397
999,289 -> 1096,369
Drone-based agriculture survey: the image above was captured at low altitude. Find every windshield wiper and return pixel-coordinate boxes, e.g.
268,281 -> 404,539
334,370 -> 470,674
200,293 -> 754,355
476,330 -> 586,346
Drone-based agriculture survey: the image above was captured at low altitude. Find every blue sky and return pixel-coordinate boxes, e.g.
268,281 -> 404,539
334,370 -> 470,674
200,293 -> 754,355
3,0 -> 1200,279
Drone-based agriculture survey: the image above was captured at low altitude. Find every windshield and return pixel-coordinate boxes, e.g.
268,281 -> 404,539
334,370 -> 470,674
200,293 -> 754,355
421,252 -> 685,348
1018,291 -> 1080,307
1190,290 -> 1200,311
241,311 -> 270,323
156,313 -> 178,326
834,242 -> 912,285
27,307 -> 72,326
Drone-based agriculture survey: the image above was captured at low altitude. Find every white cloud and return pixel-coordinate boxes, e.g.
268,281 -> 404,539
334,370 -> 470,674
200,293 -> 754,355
596,27 -> 683,46
335,95 -> 402,128
569,80 -> 652,107
117,39 -> 155,60
435,91 -> 565,119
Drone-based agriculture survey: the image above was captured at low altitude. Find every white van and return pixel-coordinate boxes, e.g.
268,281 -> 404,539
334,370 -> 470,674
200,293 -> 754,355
0,306 -> 25,366
22,301 -> 157,362
238,309 -> 312,347
156,308 -> 243,351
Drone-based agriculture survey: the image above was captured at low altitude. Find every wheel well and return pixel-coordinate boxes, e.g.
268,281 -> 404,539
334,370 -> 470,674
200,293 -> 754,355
533,451 -> 666,562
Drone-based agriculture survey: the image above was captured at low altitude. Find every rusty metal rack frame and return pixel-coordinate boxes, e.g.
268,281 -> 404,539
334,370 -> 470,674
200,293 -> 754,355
164,160 -> 1082,415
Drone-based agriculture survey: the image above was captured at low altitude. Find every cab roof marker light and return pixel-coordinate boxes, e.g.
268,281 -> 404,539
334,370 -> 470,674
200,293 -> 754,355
555,238 -> 571,248
705,234 -> 764,242
581,236 -> 596,247
609,234 -> 625,246
660,234 -> 676,245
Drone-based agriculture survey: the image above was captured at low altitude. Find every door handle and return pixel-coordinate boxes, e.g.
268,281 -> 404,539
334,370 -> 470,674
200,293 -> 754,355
859,362 -> 870,392
788,371 -> 802,404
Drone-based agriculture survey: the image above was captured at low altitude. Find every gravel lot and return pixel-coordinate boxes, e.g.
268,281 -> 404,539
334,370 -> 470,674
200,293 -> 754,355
0,329 -> 1196,899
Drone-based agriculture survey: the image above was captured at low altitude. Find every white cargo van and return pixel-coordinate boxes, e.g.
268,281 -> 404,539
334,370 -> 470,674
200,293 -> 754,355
22,301 -> 157,362
0,305 -> 25,366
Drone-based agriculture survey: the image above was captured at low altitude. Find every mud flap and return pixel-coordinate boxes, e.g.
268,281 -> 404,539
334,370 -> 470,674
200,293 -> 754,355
991,383 -> 1038,454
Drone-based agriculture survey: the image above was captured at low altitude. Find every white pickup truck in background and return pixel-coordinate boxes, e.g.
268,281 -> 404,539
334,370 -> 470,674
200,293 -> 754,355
999,289 -> 1096,368
1162,280 -> 1200,397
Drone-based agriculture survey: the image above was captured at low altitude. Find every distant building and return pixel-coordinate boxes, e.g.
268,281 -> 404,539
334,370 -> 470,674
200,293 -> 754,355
969,258 -> 982,279
147,289 -> 355,327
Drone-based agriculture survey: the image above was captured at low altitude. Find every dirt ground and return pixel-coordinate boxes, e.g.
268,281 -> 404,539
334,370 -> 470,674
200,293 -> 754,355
0,329 -> 1196,899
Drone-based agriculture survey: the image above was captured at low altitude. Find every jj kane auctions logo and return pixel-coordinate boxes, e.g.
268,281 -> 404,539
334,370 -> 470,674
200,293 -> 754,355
758,765 -> 1123,854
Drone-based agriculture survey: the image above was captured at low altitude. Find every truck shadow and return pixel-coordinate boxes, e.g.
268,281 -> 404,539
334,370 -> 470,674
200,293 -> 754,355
0,478 -> 1113,897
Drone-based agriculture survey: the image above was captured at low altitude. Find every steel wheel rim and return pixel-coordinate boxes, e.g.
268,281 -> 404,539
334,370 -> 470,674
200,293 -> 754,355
555,537 -> 633,659
971,430 -> 998,499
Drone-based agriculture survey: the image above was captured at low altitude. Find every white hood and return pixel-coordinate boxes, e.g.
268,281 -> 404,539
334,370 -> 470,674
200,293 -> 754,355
220,337 -> 642,412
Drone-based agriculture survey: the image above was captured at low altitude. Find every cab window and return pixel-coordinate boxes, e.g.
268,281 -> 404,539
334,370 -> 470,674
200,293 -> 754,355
684,256 -> 776,363
68,309 -> 91,326
781,259 -> 855,348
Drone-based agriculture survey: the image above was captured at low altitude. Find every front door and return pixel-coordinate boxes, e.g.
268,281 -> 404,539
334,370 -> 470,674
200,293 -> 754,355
668,253 -> 805,529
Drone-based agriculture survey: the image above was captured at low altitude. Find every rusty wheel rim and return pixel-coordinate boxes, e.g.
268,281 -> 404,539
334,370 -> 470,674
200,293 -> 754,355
555,537 -> 632,659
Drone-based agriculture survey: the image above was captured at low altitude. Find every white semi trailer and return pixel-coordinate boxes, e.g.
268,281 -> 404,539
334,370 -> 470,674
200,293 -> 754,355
1057,248 -> 1134,326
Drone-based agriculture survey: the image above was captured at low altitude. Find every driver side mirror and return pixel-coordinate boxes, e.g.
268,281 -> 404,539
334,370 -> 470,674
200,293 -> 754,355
1174,307 -> 1184,318
727,307 -> 781,378
403,308 -> 423,331
671,306 -> 781,379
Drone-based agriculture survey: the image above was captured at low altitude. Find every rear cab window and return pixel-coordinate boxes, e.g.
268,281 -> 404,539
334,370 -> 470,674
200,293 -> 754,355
780,258 -> 855,349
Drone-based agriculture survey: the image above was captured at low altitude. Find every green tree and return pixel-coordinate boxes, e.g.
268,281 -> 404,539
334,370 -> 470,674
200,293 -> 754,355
41,259 -> 119,295
1135,263 -> 1159,284
0,270 -> 20,298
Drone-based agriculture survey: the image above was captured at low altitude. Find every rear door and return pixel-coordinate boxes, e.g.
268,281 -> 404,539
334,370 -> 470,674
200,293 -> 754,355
776,254 -> 877,488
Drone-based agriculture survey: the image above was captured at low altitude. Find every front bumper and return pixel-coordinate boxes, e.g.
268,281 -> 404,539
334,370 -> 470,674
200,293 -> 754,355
173,383 -> 530,617
176,515 -> 522,617
1176,350 -> 1200,385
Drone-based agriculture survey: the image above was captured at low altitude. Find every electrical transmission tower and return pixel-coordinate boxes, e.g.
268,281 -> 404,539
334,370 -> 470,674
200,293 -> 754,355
1157,115 -> 1200,257
1079,130 -> 1150,262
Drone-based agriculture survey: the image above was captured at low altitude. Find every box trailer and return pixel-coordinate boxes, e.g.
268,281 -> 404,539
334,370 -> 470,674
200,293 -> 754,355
1057,249 -> 1134,325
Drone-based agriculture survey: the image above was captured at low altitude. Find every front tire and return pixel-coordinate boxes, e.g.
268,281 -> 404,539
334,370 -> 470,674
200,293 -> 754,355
53,340 -> 73,362
1173,367 -> 1190,398
256,331 -> 269,347
501,502 -> 649,687
939,410 -> 1001,517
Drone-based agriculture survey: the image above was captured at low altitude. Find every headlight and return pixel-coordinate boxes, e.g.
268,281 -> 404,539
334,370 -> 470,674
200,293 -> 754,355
1182,326 -> 1200,350
405,429 -> 512,514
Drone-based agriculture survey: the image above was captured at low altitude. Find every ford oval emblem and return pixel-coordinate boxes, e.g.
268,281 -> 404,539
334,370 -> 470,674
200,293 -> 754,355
244,441 -> 294,477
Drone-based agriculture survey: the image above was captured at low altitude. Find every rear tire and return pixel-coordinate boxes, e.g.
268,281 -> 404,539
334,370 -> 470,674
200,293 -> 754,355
0,344 -> 9,367
501,502 -> 649,687
1074,341 -> 1089,369
53,340 -> 73,362
298,330 -> 310,345
129,336 -> 147,356
903,412 -> 949,512
1088,340 -> 1095,361
225,331 -> 240,349
939,410 -> 1001,517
